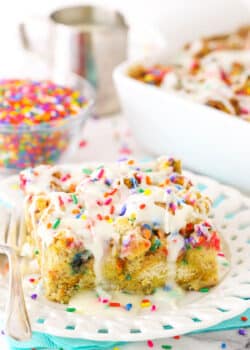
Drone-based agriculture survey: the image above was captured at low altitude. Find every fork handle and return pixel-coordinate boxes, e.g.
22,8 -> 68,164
5,247 -> 32,341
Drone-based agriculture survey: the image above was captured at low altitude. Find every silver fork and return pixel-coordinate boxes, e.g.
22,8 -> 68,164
0,209 -> 32,341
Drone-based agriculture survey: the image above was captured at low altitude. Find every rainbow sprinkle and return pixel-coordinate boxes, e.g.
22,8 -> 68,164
52,218 -> 61,229
0,79 -> 88,170
141,299 -> 151,308
66,307 -> 76,313
147,340 -> 154,348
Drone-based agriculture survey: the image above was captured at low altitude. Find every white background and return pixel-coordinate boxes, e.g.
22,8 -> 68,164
1,0 -> 250,65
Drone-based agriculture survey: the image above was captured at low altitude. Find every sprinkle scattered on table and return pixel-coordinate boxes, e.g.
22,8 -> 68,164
238,328 -> 247,336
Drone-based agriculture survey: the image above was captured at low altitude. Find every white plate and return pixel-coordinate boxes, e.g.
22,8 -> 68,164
0,170 -> 250,341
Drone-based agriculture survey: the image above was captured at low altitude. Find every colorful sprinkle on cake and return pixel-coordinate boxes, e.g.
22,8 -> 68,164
20,156 -> 224,303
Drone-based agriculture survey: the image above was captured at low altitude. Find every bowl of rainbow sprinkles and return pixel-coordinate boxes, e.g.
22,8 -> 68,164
0,74 -> 94,172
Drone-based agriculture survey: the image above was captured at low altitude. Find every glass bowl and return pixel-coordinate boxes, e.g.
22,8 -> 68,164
0,73 -> 95,173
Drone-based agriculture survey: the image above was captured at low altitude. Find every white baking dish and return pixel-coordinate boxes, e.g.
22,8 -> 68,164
114,60 -> 250,193
113,0 -> 250,193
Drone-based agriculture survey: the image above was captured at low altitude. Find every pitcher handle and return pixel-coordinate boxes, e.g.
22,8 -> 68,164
19,18 -> 51,63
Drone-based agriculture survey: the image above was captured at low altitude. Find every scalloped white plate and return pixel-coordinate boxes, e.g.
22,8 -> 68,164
0,169 -> 250,341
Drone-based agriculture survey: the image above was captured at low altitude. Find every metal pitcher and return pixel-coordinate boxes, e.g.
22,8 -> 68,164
20,6 -> 128,115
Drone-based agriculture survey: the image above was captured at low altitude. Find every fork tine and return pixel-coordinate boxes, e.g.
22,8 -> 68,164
0,209 -> 10,245
7,210 -> 18,247
18,215 -> 27,248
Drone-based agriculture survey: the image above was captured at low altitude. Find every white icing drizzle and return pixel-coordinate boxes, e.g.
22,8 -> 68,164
21,157 -> 218,287
157,36 -> 250,119
161,50 -> 250,117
